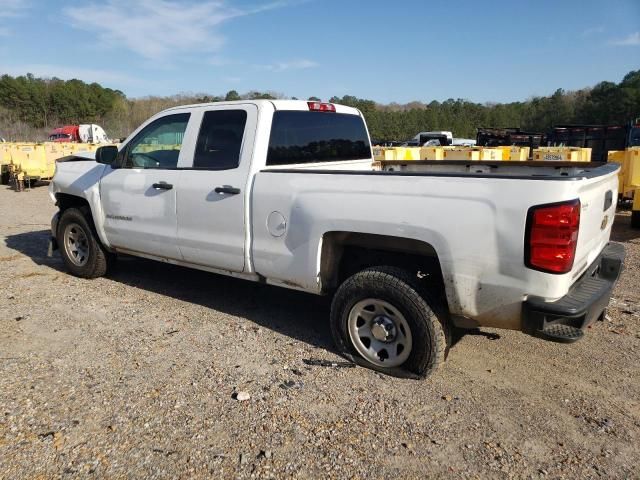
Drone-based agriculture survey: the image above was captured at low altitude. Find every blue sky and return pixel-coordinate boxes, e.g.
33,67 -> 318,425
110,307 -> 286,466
0,0 -> 639,103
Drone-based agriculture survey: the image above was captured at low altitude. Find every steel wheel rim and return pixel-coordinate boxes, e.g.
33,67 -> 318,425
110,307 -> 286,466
63,223 -> 89,267
347,298 -> 412,367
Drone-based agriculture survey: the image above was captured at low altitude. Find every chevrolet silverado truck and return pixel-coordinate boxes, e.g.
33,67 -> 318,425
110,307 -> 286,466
48,100 -> 625,378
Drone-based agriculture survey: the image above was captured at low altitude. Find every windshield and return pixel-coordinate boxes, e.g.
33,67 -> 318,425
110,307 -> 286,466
49,134 -> 72,141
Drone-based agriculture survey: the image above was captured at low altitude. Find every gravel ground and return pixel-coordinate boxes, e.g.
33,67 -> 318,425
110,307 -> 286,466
1,184 -> 639,479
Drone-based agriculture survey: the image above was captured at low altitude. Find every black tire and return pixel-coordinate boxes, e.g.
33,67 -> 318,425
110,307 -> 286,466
330,266 -> 448,379
56,207 -> 113,279
632,210 -> 640,229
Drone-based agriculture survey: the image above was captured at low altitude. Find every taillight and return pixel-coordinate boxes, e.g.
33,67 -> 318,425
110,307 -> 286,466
525,199 -> 580,274
307,101 -> 336,112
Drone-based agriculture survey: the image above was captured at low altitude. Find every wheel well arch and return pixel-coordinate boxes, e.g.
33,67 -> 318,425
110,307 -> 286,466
54,192 -> 113,252
319,231 -> 447,306
55,193 -> 91,213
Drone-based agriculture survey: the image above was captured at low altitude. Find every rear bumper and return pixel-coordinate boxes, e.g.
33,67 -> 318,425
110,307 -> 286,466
522,242 -> 625,343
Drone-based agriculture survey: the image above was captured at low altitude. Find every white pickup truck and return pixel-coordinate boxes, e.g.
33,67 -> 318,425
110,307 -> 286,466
48,100 -> 625,378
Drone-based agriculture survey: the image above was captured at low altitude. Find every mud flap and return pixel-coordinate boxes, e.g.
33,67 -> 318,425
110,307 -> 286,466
47,237 -> 58,257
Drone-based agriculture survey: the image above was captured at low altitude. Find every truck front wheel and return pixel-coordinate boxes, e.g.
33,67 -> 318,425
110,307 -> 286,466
330,266 -> 448,379
57,208 -> 113,279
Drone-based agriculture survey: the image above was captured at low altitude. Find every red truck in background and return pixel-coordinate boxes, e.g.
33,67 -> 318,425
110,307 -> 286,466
49,124 -> 110,143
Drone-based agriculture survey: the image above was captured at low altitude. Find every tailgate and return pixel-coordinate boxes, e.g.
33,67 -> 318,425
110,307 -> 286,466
571,170 -> 619,277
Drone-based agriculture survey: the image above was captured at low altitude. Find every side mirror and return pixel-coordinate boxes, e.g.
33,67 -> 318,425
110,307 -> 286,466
95,145 -> 119,165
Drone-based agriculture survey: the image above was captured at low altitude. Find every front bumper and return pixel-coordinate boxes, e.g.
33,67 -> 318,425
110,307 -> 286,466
523,242 -> 625,343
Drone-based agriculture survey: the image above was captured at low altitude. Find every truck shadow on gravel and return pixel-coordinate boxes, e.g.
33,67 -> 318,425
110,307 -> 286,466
4,229 -> 62,270
611,211 -> 640,242
6,229 -> 500,358
109,257 -> 336,353
5,229 -> 336,352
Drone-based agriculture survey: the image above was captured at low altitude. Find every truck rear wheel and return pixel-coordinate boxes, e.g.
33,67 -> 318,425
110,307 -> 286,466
57,208 -> 113,279
330,266 -> 448,379
631,211 -> 640,229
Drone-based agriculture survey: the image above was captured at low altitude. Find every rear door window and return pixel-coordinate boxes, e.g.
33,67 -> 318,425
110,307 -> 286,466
193,110 -> 247,170
266,111 -> 371,166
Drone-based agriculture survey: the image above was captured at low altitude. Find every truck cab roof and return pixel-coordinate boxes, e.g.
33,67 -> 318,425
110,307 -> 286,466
161,99 -> 363,117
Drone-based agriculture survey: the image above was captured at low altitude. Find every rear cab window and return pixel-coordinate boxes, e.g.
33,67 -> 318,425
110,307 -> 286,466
266,111 -> 371,166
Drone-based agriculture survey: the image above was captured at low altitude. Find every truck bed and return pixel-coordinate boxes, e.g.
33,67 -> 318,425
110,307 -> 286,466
375,160 -> 618,179
251,160 -> 620,329
266,160 -> 619,180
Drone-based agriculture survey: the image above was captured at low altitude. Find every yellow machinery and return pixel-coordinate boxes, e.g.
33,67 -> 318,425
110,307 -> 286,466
0,142 -> 119,186
374,146 -> 507,161
373,145 -> 535,162
498,146 -> 530,161
532,147 -> 592,162
608,148 -> 640,196
608,147 -> 640,228
419,147 -> 445,160
7,143 -> 51,181
372,142 -> 638,226
0,143 -> 12,184
0,143 -> 9,163
373,146 -> 421,161
1,142 -> 11,164
442,148 -> 484,160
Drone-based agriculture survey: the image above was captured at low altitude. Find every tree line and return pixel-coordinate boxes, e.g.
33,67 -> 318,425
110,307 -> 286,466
0,70 -> 638,142
330,69 -> 640,141
0,74 -> 124,140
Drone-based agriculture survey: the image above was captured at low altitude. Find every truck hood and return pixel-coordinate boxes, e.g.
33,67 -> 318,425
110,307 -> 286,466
50,156 -> 106,206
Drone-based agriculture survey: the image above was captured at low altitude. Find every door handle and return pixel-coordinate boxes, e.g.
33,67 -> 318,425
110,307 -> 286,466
214,186 -> 241,195
152,182 -> 173,190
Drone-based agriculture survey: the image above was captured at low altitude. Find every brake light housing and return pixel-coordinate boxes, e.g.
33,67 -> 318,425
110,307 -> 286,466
525,199 -> 580,274
307,101 -> 336,112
